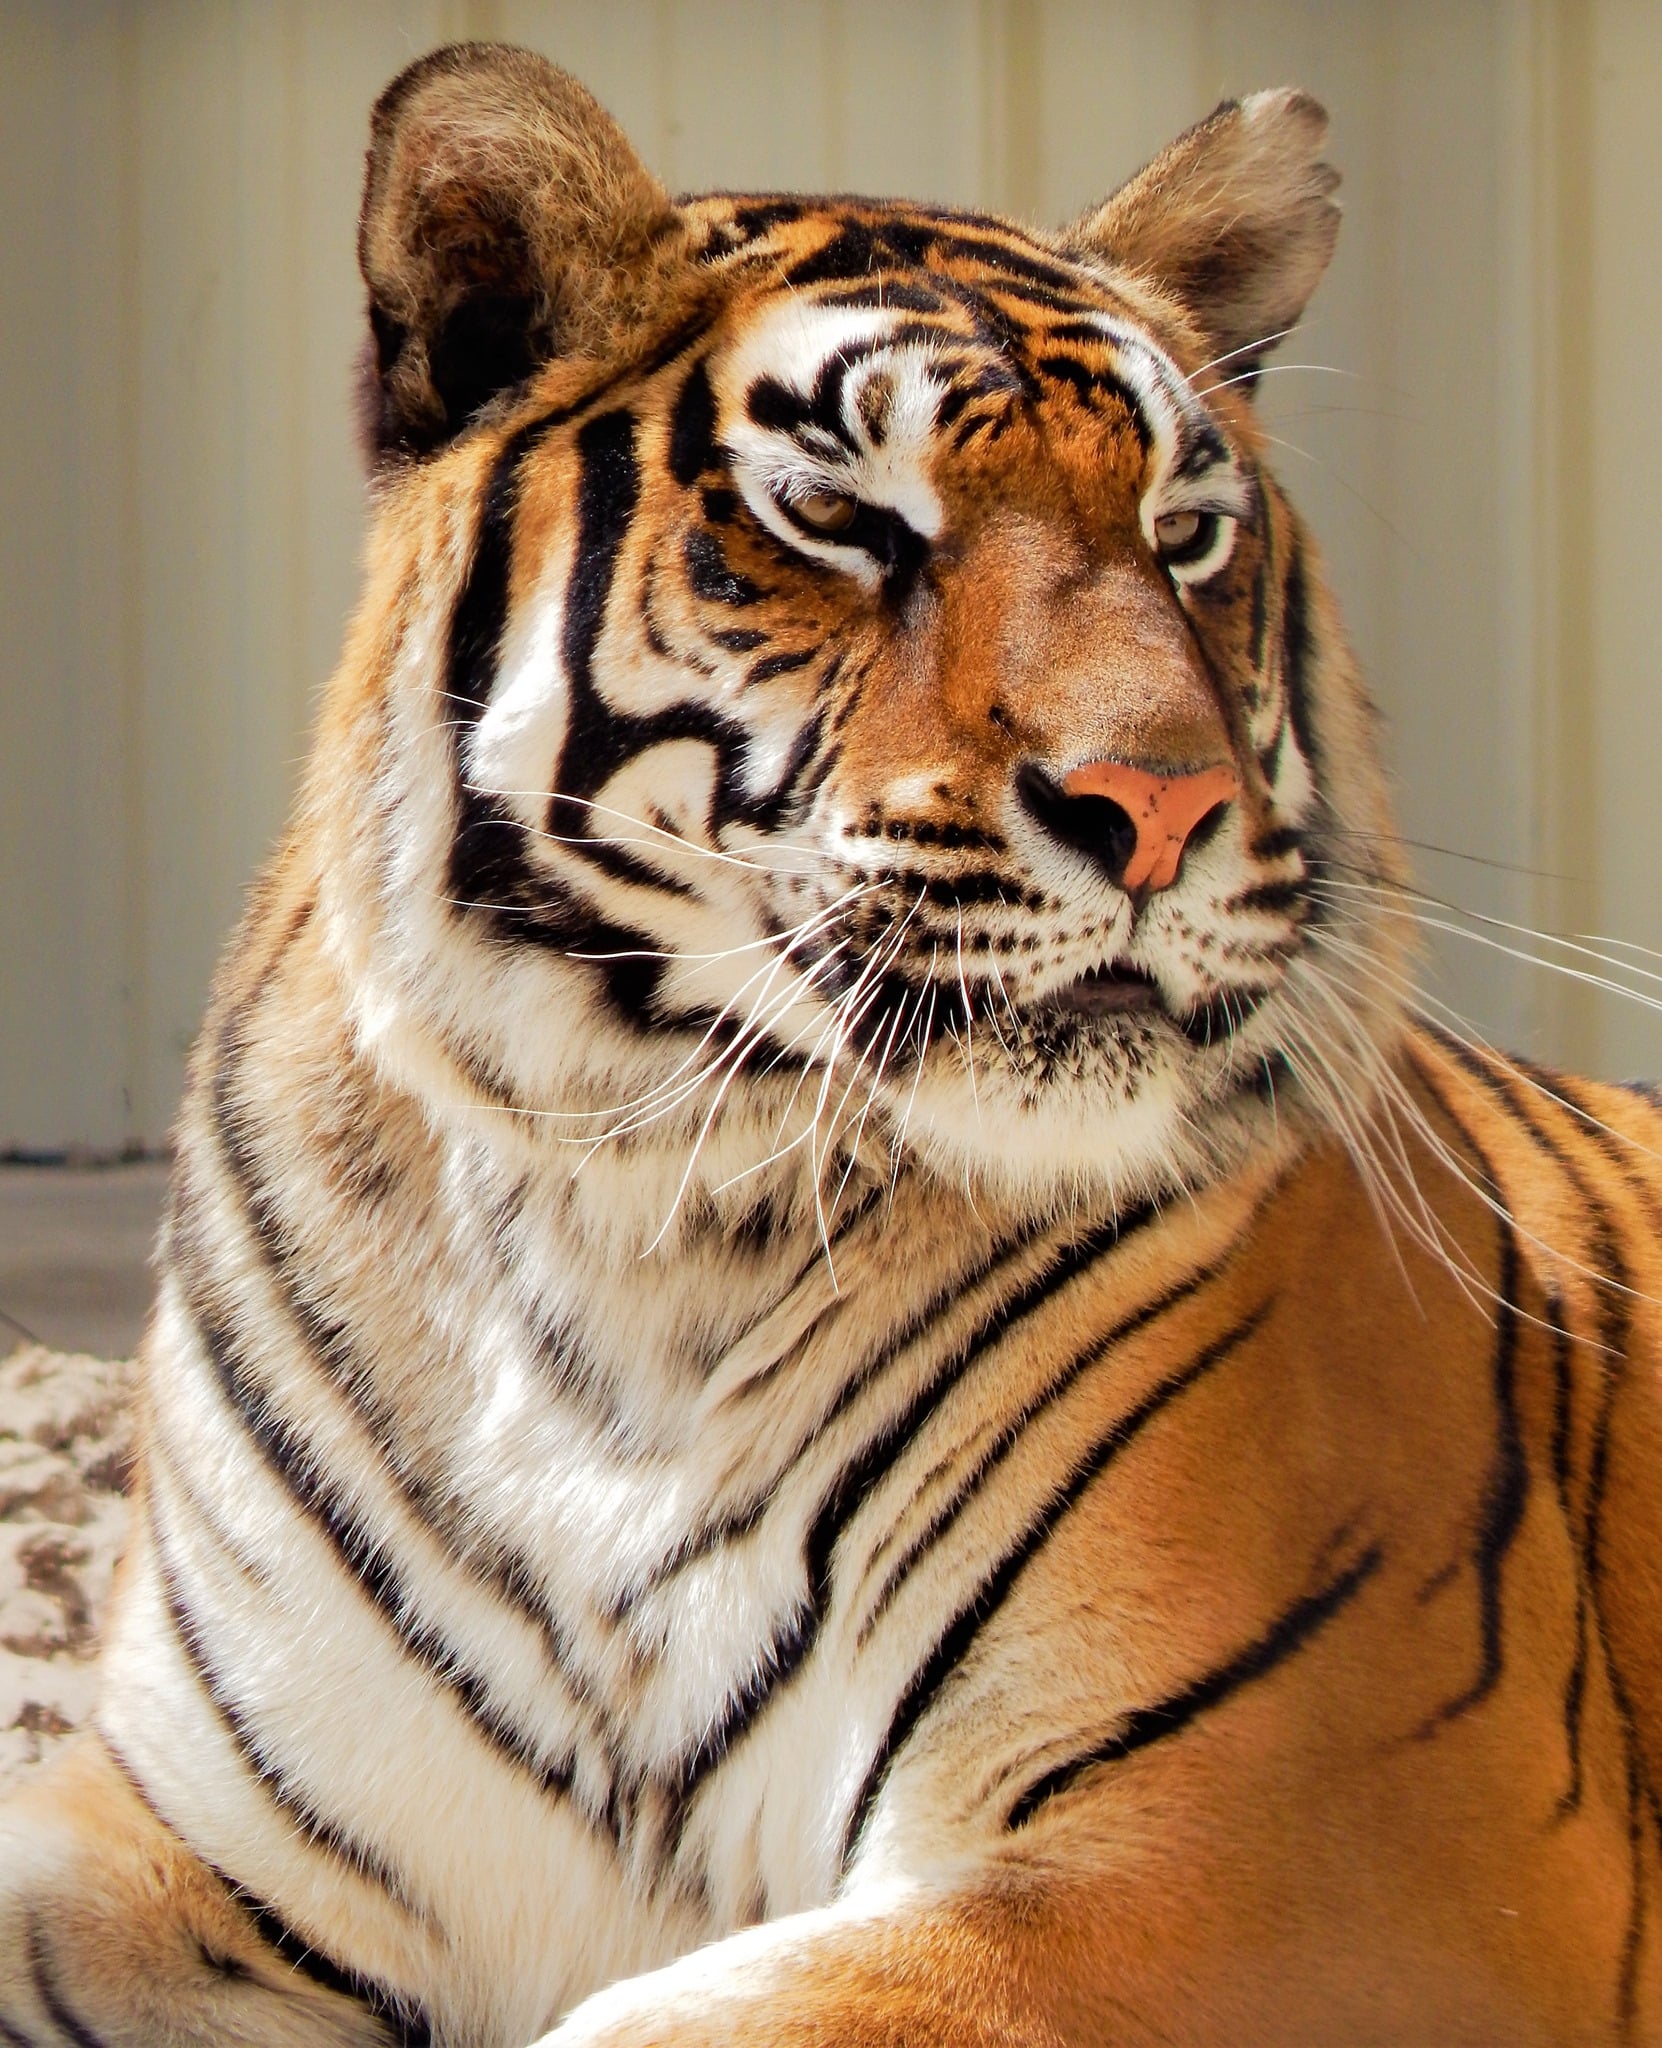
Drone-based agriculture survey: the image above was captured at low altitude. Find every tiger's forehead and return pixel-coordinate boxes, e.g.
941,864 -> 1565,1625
679,194 -> 1244,512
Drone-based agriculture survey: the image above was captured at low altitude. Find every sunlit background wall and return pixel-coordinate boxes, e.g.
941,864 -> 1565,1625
4,0 -> 1659,1155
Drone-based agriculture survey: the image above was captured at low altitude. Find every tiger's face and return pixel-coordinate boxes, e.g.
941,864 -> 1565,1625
339,47 -> 1406,1218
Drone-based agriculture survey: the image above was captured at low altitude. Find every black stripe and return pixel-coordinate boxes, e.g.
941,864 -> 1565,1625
444,412 -> 589,942
101,1730 -> 428,2043
962,274 -> 1101,315
860,1242 -> 1248,1638
1175,419 -> 1230,477
543,409 -> 819,926
168,1211 -> 584,1815
667,354 -> 719,485
684,525 -> 765,606
154,1535 -> 417,1905
1546,1289 -> 1588,1818
1620,1745 -> 1649,2039
1466,1055 -> 1662,2035
1032,355 -> 1149,443
201,996 -> 610,1748
0,2017 -> 40,2048
1228,878 -> 1303,916
1006,1539 -> 1383,1829
814,280 -> 947,315
658,1206 -> 1163,1838
1279,528 -> 1321,783
26,1922 -> 113,2048
1514,1059 -> 1662,1244
644,1203 -> 1144,1598
1250,823 -> 1302,862
226,1882 -> 433,2047
843,1302 -> 1271,1865
439,400 -> 714,1020
1413,1036 -> 1662,2046
1176,984 -> 1274,1049
1257,709 -> 1287,786
1405,1052 -> 1529,1730
1248,565 -> 1269,680
745,647 -> 816,688
931,229 -> 1088,294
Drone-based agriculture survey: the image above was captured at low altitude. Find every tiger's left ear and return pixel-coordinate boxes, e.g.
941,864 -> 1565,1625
1068,89 -> 1340,381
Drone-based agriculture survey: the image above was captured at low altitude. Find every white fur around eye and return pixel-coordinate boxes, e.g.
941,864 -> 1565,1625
717,297 -> 945,588
1148,508 -> 1238,585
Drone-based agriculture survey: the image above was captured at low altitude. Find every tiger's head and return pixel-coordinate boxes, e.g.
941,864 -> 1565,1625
319,42 -> 1408,1229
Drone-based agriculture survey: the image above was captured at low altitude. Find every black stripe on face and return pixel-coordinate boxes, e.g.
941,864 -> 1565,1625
1251,824 -> 1303,862
1175,420 -> 1230,479
550,410 -> 822,885
1279,530 -> 1321,784
443,389 -> 720,1017
668,355 -> 720,486
1249,551 -> 1270,673
1005,1539 -> 1384,1830
745,647 -> 816,688
815,280 -> 947,315
437,411 -> 767,1022
561,409 -> 642,702
1227,878 -> 1303,917
930,229 -> 1090,295
1031,356 -> 1149,444
444,413 -> 627,954
0,2015 -> 40,2047
26,1921 -> 115,2048
782,216 -> 938,290
841,1301 -> 1270,1866
684,525 -> 766,606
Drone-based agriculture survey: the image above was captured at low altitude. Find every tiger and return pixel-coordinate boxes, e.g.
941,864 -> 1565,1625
4,35 -> 1662,2048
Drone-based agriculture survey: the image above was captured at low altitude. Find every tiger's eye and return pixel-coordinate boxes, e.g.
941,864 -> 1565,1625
794,490 -> 859,534
1154,510 -> 1203,550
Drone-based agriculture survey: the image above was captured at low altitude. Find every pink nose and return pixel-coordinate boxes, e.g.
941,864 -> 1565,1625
1060,758 -> 1241,893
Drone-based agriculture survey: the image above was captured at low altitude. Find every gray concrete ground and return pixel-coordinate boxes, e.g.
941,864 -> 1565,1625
0,1161 -> 168,1359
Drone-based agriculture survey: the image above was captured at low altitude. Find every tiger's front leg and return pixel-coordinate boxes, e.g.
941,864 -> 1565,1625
534,1885 -> 1085,2048
0,1737 -> 393,2048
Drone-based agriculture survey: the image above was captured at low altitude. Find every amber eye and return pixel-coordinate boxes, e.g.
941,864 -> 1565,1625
1154,509 -> 1203,551
792,489 -> 859,535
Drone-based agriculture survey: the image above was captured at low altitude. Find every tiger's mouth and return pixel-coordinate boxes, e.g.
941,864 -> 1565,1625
1042,962 -> 1164,1017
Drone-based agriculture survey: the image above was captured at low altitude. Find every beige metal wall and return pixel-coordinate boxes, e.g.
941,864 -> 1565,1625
3,0 -> 1658,1153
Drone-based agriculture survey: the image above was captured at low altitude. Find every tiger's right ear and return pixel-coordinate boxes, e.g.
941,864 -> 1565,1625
358,42 -> 681,461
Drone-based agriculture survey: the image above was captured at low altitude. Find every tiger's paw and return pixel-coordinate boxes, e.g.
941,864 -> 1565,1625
531,1890 -> 1065,2048
0,1737 -> 388,2048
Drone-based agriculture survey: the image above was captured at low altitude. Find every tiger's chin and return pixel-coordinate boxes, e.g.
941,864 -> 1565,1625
879,1005 -> 1292,1208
